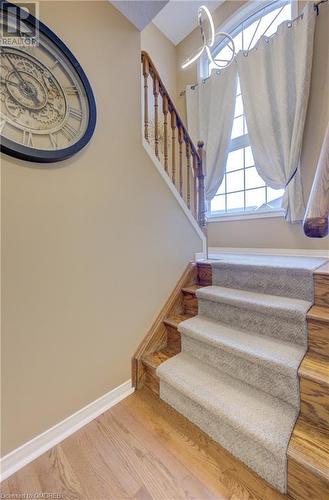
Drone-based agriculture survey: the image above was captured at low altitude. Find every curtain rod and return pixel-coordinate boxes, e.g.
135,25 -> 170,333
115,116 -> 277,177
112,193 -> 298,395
179,0 -> 328,97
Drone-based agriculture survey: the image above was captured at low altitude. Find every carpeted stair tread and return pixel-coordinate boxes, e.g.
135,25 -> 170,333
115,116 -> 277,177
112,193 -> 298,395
211,254 -> 326,301
178,315 -> 306,376
196,286 -> 311,319
157,352 -> 297,457
211,254 -> 326,271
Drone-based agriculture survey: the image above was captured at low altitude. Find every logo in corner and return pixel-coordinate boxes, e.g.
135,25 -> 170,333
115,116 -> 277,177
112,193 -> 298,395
0,1 -> 39,47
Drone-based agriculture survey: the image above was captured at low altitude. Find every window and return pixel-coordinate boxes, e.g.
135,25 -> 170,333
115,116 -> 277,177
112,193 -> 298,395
208,1 -> 293,217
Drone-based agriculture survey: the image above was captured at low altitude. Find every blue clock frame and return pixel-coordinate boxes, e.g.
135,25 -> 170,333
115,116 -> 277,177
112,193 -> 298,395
0,0 -> 97,163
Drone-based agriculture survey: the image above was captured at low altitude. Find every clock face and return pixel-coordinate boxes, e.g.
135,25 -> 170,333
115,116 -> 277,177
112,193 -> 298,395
0,2 -> 96,162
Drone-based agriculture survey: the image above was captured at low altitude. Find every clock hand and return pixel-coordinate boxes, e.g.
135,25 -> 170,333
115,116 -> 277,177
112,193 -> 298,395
0,78 -> 20,88
2,52 -> 26,85
0,52 -> 42,106
30,93 -> 41,106
0,75 -> 41,105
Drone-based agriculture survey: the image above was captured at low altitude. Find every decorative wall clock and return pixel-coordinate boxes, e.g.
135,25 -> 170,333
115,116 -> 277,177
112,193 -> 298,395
0,1 -> 96,162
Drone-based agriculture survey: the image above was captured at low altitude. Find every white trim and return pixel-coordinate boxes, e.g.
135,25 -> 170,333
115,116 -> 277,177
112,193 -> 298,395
291,0 -> 299,18
0,380 -> 134,482
208,208 -> 285,222
143,138 -> 207,254
211,0 -> 291,59
207,247 -> 329,259
195,251 -> 207,260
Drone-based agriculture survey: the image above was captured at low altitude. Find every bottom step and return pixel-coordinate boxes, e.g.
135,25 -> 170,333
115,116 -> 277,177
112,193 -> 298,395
288,421 -> 329,499
157,352 -> 298,494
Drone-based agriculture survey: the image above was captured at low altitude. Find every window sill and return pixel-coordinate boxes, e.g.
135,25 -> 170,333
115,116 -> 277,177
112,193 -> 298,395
207,209 -> 285,223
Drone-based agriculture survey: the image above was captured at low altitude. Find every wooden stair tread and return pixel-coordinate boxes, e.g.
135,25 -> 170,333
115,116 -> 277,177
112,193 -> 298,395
288,421 -> 329,482
142,348 -> 176,370
299,355 -> 329,386
181,284 -> 204,294
163,314 -> 192,328
308,305 -> 329,323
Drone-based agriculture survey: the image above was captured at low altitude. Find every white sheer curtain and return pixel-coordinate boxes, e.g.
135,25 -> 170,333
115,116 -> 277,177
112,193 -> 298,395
237,2 -> 316,222
186,63 -> 238,201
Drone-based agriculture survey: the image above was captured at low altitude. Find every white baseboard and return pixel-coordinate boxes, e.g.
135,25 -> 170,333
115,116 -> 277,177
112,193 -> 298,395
205,247 -> 329,259
0,380 -> 134,482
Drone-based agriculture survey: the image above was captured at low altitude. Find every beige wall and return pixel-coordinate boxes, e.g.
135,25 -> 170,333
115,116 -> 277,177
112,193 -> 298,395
1,1 -> 202,456
177,0 -> 329,250
141,22 -> 177,101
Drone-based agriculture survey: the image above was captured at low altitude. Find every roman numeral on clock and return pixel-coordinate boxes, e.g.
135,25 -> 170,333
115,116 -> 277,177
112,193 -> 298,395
0,118 -> 6,134
69,107 -> 82,120
61,123 -> 78,141
49,133 -> 57,149
65,86 -> 78,96
23,131 -> 34,147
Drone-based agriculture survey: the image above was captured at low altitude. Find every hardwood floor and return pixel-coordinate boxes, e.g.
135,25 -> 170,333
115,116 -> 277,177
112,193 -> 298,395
0,389 -> 286,500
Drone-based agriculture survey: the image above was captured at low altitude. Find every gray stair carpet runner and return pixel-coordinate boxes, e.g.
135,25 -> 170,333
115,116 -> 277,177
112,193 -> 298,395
157,254 -> 326,493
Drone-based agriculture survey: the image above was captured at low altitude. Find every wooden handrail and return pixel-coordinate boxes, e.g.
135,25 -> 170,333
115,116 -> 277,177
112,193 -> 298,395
303,122 -> 329,238
141,51 -> 206,232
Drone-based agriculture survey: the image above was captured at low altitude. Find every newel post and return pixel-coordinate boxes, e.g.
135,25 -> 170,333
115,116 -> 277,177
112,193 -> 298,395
197,141 -> 207,232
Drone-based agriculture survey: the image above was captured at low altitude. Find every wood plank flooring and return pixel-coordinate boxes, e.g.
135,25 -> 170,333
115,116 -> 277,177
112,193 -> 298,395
0,389 -> 286,500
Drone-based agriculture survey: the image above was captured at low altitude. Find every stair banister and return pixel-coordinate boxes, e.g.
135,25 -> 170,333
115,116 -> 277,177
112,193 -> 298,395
303,122 -> 329,238
141,51 -> 207,233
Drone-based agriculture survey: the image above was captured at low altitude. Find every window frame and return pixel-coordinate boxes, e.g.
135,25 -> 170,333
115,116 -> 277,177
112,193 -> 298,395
202,0 -> 295,221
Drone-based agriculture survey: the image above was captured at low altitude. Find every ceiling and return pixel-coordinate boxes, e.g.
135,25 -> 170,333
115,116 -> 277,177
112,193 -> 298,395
111,1 -> 169,31
153,0 -> 224,46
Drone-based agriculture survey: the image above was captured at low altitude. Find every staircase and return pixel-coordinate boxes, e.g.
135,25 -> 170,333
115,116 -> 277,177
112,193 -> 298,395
141,51 -> 207,233
132,257 -> 329,499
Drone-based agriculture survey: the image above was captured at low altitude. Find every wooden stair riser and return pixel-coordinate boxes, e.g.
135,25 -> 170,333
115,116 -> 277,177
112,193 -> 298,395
144,368 -> 160,396
183,292 -> 198,315
166,324 -> 181,353
288,457 -> 329,500
314,274 -> 329,308
308,318 -> 329,358
197,263 -> 212,286
132,262 -> 198,389
287,420 -> 329,500
300,377 -> 329,432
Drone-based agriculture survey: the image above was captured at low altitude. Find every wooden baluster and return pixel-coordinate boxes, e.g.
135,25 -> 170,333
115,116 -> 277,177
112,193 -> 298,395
142,55 -> 149,142
197,141 -> 207,231
192,152 -> 197,218
178,126 -> 184,197
163,95 -> 169,174
186,141 -> 191,208
171,110 -> 176,185
153,76 -> 160,158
